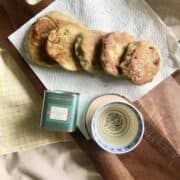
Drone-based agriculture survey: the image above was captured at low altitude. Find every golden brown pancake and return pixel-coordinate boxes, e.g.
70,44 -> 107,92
24,11 -> 86,67
101,32 -> 136,77
120,40 -> 160,85
24,16 -> 58,67
74,30 -> 106,74
46,25 -> 85,71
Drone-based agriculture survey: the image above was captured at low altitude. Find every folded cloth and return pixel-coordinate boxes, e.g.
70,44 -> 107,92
0,142 -> 102,180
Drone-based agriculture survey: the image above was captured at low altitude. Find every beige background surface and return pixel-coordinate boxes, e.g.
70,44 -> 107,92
0,0 -> 180,179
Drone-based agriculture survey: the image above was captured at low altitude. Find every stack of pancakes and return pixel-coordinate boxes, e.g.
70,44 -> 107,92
24,11 -> 160,85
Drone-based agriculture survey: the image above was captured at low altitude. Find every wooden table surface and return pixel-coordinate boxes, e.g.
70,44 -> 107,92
0,1 -> 180,179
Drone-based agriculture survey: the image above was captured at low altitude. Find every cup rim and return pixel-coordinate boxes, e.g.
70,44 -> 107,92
91,101 -> 144,154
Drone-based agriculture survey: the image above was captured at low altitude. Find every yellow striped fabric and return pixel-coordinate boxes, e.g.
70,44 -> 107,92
0,49 -> 72,156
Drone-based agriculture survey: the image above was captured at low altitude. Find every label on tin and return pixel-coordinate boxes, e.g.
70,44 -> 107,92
50,106 -> 68,121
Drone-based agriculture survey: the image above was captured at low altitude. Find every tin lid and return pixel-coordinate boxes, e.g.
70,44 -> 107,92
40,90 -> 79,132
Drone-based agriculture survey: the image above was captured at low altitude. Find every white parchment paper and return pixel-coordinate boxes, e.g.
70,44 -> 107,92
9,0 -> 180,138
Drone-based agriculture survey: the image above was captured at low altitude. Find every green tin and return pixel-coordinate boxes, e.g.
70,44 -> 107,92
40,90 -> 79,132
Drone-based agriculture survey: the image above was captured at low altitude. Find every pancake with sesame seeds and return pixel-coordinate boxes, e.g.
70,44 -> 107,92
24,11 -> 86,67
101,32 -> 136,77
120,40 -> 160,85
47,24 -> 85,71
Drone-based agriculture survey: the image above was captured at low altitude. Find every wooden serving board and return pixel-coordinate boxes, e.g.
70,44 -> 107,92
0,1 -> 179,179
